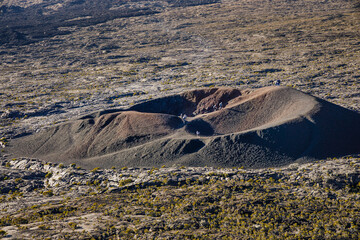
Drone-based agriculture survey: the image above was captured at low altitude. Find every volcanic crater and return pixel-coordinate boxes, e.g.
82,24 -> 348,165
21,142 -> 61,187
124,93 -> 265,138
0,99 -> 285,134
8,86 -> 360,169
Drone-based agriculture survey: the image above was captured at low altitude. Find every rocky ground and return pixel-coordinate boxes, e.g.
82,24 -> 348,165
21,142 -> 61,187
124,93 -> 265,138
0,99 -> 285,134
0,156 -> 359,239
0,0 -> 359,139
0,0 -> 359,238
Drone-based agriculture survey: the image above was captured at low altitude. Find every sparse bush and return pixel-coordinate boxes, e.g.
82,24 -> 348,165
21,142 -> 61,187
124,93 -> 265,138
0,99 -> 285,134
42,189 -> 53,197
14,178 -> 23,183
91,167 -> 100,173
38,224 -> 50,230
68,222 -> 78,230
119,179 -> 133,187
45,172 -> 53,178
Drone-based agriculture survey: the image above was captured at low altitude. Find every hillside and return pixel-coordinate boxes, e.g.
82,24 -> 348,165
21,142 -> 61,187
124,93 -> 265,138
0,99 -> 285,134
8,86 -> 360,169
0,0 -> 359,239
0,0 -> 359,139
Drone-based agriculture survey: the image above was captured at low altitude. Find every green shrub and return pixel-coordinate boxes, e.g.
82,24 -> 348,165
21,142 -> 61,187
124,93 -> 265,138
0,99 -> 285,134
45,172 -> 53,178
38,224 -> 50,230
42,190 -> 53,197
68,222 -> 78,230
119,179 -> 133,187
91,167 -> 100,173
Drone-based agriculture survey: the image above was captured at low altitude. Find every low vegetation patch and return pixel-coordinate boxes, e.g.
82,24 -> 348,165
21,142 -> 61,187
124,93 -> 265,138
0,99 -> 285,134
0,157 -> 359,239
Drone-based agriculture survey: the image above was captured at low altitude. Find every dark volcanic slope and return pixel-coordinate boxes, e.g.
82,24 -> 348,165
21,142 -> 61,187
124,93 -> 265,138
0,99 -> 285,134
8,86 -> 360,169
0,0 -> 218,46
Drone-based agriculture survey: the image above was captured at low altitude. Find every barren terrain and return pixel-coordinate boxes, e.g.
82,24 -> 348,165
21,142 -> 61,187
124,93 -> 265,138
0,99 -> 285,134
0,0 -> 359,139
0,0 -> 359,238
7,86 -> 360,170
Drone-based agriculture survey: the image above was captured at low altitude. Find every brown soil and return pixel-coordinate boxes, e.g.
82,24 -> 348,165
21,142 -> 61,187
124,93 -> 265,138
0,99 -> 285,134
7,86 -> 360,169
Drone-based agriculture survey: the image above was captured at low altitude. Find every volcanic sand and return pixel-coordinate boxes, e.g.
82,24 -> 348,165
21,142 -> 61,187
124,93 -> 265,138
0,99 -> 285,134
8,86 -> 360,169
